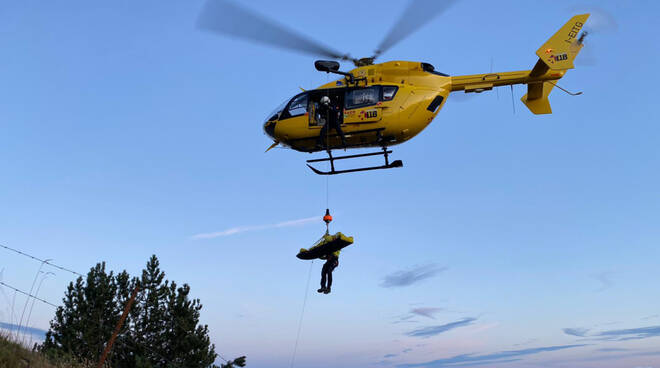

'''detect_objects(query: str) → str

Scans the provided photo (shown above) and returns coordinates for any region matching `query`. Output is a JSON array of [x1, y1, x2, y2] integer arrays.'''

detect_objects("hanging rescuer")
[[297, 209, 354, 294]]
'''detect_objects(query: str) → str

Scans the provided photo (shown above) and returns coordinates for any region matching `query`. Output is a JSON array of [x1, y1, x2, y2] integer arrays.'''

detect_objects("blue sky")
[[1, 1, 659, 367]]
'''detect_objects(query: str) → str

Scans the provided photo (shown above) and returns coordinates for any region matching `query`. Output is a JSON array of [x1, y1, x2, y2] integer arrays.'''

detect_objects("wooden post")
[[97, 285, 139, 368]]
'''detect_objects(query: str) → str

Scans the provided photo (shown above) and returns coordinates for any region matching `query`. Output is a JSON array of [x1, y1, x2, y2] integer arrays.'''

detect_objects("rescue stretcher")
[[296, 232, 354, 260]]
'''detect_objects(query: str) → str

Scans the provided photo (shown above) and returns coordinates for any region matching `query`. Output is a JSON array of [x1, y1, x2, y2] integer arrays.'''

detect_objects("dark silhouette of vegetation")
[[1, 332, 80, 368], [221, 356, 246, 368], [39, 255, 244, 367]]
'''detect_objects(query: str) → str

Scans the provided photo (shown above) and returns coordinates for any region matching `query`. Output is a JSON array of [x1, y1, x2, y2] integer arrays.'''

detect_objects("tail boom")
[[449, 14, 589, 114], [449, 69, 564, 93]]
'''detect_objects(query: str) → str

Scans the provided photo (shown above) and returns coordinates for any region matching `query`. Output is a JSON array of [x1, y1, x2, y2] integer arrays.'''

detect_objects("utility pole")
[[96, 285, 139, 368]]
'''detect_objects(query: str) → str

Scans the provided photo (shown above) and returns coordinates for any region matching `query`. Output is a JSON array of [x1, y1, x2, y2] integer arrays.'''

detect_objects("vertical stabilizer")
[[521, 82, 555, 115], [535, 14, 590, 70]]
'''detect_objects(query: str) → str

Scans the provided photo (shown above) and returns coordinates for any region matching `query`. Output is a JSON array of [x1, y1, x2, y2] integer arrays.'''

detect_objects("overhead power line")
[[0, 243, 82, 276], [0, 281, 58, 308]]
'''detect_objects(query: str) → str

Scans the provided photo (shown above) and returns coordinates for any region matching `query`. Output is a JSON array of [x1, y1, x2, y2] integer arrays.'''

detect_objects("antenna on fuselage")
[[510, 85, 516, 115]]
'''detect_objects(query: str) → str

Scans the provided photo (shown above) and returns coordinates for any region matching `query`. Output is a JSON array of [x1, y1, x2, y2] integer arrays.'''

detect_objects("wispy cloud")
[[191, 216, 318, 239], [563, 323, 660, 342], [642, 314, 659, 321], [469, 322, 499, 334], [406, 317, 476, 338], [595, 321, 620, 327], [393, 314, 419, 325], [595, 347, 629, 352], [394, 306, 447, 324], [548, 350, 660, 365], [597, 325, 660, 341], [381, 264, 448, 288], [592, 271, 615, 292], [384, 354, 398, 358], [512, 338, 538, 347], [397, 344, 587, 367], [563, 327, 590, 337], [411, 307, 444, 320]]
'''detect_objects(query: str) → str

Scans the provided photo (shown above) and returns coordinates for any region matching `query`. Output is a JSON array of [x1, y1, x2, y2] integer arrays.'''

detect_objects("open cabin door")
[[307, 89, 345, 128]]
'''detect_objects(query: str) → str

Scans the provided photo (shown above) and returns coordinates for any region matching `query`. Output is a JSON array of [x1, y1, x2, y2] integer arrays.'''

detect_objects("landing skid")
[[306, 147, 403, 175]]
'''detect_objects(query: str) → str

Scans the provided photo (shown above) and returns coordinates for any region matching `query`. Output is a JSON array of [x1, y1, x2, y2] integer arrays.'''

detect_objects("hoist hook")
[[323, 209, 332, 234]]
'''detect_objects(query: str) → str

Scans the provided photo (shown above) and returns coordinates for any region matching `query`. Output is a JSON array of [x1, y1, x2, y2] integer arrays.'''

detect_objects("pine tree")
[[133, 255, 169, 366], [112, 270, 142, 366], [42, 262, 120, 363], [40, 255, 237, 368], [162, 281, 217, 367], [221, 356, 247, 368]]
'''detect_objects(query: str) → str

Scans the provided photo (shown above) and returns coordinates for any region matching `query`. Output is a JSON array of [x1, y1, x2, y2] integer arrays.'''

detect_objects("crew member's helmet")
[[320, 96, 330, 105]]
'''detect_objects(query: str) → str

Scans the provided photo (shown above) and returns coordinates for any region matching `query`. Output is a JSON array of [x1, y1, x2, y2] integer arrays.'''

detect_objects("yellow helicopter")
[[198, 1, 589, 175]]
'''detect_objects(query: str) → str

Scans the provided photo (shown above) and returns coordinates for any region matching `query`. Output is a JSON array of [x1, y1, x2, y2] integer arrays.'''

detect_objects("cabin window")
[[382, 86, 398, 101], [287, 93, 308, 117], [345, 86, 379, 109], [427, 95, 444, 112]]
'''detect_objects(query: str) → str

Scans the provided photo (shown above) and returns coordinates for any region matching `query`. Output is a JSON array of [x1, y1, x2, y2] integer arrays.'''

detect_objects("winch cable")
[[323, 83, 331, 216], [290, 81, 335, 367], [290, 259, 314, 368]]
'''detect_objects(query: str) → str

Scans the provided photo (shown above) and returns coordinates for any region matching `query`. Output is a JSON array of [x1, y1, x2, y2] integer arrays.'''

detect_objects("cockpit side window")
[[279, 92, 308, 120], [287, 93, 308, 117], [345, 86, 380, 110], [381, 86, 398, 101]]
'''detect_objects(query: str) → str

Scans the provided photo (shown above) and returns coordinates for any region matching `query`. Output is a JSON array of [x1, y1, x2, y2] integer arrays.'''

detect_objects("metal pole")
[[96, 285, 139, 368]]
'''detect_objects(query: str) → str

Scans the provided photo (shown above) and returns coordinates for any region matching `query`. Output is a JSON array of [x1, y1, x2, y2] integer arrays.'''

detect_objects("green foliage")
[[39, 255, 241, 368], [0, 333, 84, 368], [0, 333, 30, 368], [221, 356, 247, 368], [41, 262, 124, 363]]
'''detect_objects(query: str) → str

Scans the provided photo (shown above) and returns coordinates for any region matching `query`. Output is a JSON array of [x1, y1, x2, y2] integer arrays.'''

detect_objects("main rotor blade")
[[374, 0, 457, 58], [197, 0, 352, 61]]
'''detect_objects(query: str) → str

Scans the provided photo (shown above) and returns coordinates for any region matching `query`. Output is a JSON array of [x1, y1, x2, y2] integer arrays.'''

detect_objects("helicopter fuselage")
[[200, 0, 588, 173], [263, 58, 567, 153], [263, 61, 452, 153]]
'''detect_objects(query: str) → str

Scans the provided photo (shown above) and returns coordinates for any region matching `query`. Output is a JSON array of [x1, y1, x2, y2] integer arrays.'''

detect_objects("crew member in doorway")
[[317, 95, 346, 149]]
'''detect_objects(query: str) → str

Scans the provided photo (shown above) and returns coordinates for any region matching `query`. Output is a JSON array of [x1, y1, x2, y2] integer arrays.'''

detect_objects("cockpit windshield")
[[265, 99, 288, 123]]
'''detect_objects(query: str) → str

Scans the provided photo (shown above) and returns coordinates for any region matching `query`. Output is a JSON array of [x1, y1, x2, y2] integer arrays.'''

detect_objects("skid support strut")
[[306, 147, 403, 175]]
